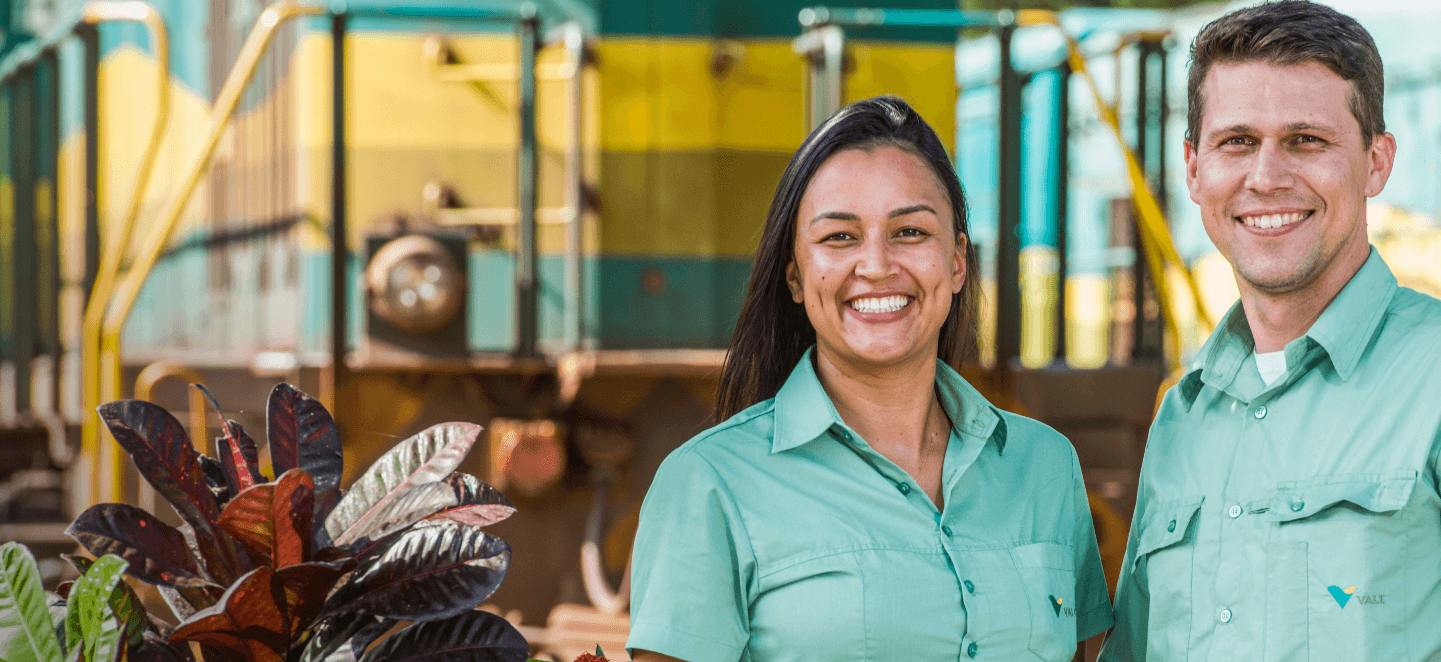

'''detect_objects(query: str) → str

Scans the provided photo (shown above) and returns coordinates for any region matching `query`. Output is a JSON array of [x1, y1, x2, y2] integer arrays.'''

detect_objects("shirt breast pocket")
[[1012, 542, 1077, 662], [1133, 496, 1203, 661], [1264, 470, 1416, 662]]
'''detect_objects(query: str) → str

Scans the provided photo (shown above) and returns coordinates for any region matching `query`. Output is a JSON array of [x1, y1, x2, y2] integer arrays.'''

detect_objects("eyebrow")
[[807, 204, 939, 225], [1206, 122, 1338, 142]]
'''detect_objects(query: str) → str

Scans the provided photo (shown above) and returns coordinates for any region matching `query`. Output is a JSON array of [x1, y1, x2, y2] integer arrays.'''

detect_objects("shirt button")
[[1254, 405, 1267, 419], [964, 579, 975, 594], [1291, 501, 1305, 512], [1220, 608, 1233, 623], [1228, 505, 1243, 518], [941, 525, 953, 537], [1166, 519, 1176, 532], [897, 483, 912, 495], [967, 642, 978, 657]]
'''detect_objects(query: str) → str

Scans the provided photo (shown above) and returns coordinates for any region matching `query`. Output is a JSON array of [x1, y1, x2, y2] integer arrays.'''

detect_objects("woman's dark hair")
[[713, 96, 980, 422]]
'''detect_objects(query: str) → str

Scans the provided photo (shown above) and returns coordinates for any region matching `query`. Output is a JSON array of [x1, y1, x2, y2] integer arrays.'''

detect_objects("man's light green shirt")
[[1101, 249, 1441, 661], [627, 348, 1112, 662]]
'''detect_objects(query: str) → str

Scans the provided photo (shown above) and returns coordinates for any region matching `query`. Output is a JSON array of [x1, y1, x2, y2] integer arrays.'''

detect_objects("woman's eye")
[[822, 232, 855, 242], [896, 227, 929, 238]]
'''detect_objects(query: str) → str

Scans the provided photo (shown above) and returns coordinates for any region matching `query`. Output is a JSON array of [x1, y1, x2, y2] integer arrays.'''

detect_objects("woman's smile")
[[787, 145, 966, 370]]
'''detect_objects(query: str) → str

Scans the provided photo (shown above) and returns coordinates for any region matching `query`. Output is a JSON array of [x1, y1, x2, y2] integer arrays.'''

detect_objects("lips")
[[1238, 211, 1311, 229], [848, 294, 912, 314]]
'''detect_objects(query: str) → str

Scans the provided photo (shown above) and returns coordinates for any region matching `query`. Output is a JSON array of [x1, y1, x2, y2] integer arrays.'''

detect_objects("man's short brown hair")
[[1187, 0, 1385, 147]]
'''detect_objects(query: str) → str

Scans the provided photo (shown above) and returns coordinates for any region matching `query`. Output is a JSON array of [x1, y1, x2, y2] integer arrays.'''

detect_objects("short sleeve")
[[626, 448, 755, 662], [1071, 451, 1115, 641]]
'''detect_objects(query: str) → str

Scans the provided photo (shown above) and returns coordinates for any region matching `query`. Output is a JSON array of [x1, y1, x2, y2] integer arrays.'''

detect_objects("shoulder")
[[655, 398, 778, 481], [1383, 286, 1441, 364], [996, 410, 1080, 474]]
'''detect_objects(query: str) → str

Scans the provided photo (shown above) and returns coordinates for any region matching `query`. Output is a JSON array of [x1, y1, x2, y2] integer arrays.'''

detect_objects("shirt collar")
[[1178, 247, 1397, 406], [771, 347, 1008, 455]]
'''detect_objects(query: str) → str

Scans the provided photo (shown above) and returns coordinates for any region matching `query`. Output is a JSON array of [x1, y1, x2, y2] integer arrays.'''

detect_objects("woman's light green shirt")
[[626, 349, 1112, 662]]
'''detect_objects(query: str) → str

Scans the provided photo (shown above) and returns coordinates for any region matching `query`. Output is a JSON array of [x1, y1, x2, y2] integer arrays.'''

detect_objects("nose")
[[853, 234, 896, 280], [1245, 142, 1294, 194]]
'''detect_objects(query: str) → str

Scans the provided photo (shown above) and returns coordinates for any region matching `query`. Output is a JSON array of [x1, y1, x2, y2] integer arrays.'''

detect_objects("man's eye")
[[1220, 136, 1252, 147]]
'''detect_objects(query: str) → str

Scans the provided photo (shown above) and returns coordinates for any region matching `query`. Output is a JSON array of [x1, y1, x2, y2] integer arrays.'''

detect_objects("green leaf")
[[0, 541, 65, 662], [65, 553, 130, 662]]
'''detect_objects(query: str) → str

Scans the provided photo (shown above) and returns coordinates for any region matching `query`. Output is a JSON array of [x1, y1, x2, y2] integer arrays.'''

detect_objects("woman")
[[626, 97, 1111, 662]]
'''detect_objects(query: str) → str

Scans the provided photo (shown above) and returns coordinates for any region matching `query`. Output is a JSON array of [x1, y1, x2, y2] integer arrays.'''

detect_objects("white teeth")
[[1241, 212, 1308, 229], [849, 295, 911, 314]]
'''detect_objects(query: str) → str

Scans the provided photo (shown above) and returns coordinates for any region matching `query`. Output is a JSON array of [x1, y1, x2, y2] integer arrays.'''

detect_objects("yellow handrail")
[[1018, 10, 1215, 372], [93, 0, 325, 503], [76, 1, 170, 509]]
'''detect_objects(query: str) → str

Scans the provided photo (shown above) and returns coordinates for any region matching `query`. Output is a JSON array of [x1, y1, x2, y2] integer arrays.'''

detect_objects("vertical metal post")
[[995, 22, 1022, 368], [39, 52, 60, 361], [81, 27, 100, 300], [12, 66, 37, 416], [562, 23, 585, 352], [1132, 41, 1163, 362], [329, 12, 349, 414], [1130, 43, 1149, 361], [515, 6, 539, 357], [1052, 62, 1070, 365]]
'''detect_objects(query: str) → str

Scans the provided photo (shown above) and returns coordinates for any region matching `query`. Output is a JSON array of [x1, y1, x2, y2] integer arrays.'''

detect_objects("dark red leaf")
[[317, 520, 510, 623], [55, 581, 74, 599], [274, 561, 352, 636], [66, 503, 212, 588], [198, 455, 230, 508], [266, 384, 343, 521], [193, 384, 262, 498], [217, 419, 265, 495], [97, 400, 242, 584], [132, 631, 195, 662], [325, 423, 482, 548], [170, 567, 288, 662], [217, 469, 315, 569], [354, 610, 529, 662], [300, 613, 396, 662], [423, 473, 516, 528]]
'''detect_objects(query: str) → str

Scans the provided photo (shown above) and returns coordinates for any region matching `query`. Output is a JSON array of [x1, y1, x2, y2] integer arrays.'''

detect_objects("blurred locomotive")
[[2, 0, 1438, 658]]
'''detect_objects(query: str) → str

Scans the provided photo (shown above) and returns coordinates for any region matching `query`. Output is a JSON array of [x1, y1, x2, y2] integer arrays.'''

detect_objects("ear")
[[785, 259, 803, 303], [1364, 132, 1397, 198], [951, 233, 968, 293], [1184, 140, 1202, 204]]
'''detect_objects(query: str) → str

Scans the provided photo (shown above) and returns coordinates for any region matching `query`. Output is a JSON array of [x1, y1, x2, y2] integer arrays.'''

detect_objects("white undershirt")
[[1255, 350, 1288, 387]]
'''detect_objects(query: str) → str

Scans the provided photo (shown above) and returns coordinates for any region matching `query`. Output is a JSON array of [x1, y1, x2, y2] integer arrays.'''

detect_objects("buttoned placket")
[[832, 422, 990, 660]]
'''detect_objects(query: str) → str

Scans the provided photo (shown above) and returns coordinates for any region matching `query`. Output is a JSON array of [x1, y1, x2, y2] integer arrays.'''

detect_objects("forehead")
[[1198, 60, 1358, 134], [802, 145, 950, 209]]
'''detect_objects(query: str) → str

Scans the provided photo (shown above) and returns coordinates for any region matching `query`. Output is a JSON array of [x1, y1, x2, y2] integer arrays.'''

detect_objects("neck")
[[1239, 245, 1368, 354], [813, 347, 944, 456]]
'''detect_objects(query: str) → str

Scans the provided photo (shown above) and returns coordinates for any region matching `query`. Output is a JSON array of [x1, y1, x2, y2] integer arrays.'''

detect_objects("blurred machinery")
[[13, 1, 1434, 659]]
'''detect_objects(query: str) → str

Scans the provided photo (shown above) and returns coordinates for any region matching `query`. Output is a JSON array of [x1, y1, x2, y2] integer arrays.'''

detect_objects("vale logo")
[[1047, 595, 1074, 617], [1328, 584, 1386, 608]]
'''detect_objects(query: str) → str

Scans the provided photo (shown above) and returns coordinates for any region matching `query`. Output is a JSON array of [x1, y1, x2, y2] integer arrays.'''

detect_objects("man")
[[1100, 1, 1441, 660]]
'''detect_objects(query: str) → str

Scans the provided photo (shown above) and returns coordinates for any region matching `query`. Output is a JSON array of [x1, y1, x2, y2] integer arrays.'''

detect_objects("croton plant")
[[1, 383, 531, 661]]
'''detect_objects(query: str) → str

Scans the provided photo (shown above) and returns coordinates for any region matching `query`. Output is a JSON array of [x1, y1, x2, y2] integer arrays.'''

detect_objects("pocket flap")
[[1136, 496, 1204, 557], [1266, 470, 1416, 522]]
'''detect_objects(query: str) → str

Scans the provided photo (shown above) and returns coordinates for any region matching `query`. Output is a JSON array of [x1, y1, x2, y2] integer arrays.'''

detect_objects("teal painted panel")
[[595, 255, 750, 349], [468, 250, 515, 352]]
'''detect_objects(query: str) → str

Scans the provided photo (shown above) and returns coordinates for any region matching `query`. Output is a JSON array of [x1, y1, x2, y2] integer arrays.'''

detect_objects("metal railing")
[[88, 0, 546, 503]]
